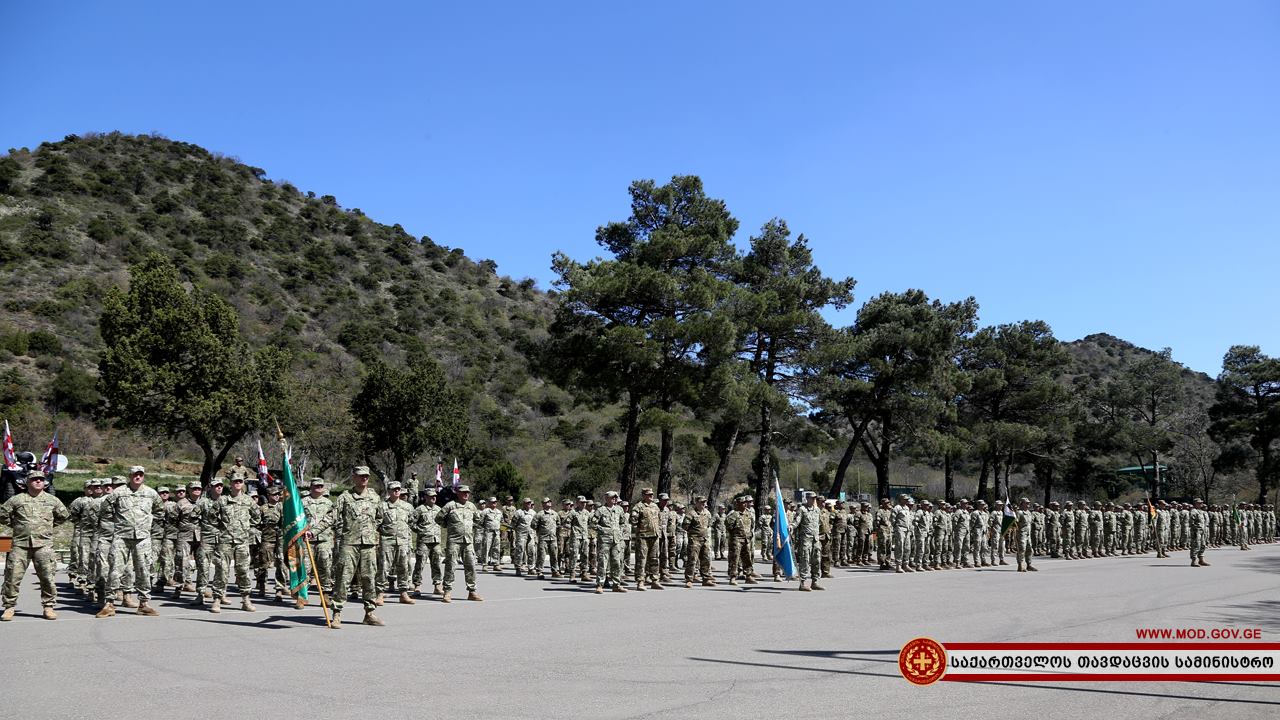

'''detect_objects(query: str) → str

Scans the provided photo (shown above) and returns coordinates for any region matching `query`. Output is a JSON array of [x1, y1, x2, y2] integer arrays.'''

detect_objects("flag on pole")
[[2, 420, 17, 470], [38, 430, 59, 478], [277, 433, 309, 600], [1147, 496, 1157, 520], [452, 458, 460, 490], [772, 477, 796, 579], [256, 438, 274, 488], [1000, 494, 1017, 537], [435, 461, 443, 491]]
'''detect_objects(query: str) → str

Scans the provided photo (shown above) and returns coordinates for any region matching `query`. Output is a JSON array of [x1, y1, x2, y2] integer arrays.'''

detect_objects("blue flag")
[[773, 478, 796, 578]]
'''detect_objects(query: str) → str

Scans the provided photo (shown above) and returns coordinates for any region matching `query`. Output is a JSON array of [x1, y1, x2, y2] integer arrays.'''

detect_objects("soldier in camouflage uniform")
[[681, 496, 715, 587], [254, 486, 287, 601], [1060, 501, 1075, 559], [0, 471, 68, 621], [631, 488, 663, 590], [656, 493, 674, 581], [96, 467, 164, 617], [410, 487, 443, 595], [302, 479, 335, 595], [556, 500, 573, 575], [150, 486, 173, 590], [593, 490, 628, 593], [875, 498, 893, 570], [532, 497, 560, 579], [191, 478, 225, 605], [66, 479, 94, 592], [209, 473, 261, 613], [1014, 497, 1037, 572], [377, 482, 415, 604], [1189, 498, 1210, 567], [479, 497, 503, 571], [404, 472, 421, 508], [172, 482, 200, 599], [569, 496, 592, 581], [794, 492, 824, 591], [437, 484, 482, 602], [712, 505, 727, 560], [315, 466, 385, 627], [510, 497, 536, 575], [501, 495, 517, 568], [724, 496, 749, 585], [619, 501, 633, 576]]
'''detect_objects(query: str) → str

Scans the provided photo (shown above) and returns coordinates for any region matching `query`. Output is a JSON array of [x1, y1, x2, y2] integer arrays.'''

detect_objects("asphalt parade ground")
[[3, 544, 1278, 720]]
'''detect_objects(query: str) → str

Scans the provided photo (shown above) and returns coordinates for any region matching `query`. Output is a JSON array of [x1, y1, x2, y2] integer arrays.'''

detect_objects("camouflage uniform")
[[437, 491, 480, 598], [479, 502, 503, 569], [630, 493, 662, 588], [410, 494, 443, 592], [570, 501, 592, 580], [532, 502, 560, 578], [681, 501, 714, 585], [511, 501, 536, 574], [213, 488, 261, 607], [104, 479, 164, 605], [318, 482, 384, 618], [593, 495, 627, 591], [378, 492, 415, 597], [0, 481, 68, 617], [301, 487, 335, 592], [794, 498, 823, 588]]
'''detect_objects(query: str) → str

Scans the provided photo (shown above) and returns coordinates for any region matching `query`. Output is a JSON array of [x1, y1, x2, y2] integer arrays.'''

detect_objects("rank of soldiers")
[[2, 463, 1276, 627]]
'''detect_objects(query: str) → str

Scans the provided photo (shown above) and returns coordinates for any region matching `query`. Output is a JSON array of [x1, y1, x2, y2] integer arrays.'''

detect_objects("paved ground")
[[3, 544, 1278, 720]]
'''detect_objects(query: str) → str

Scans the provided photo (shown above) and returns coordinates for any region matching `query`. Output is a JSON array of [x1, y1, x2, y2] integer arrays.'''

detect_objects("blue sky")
[[3, 1, 1276, 375]]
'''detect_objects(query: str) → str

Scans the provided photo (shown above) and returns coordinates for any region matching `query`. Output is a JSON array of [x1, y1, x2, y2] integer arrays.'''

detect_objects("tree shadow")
[[1199, 599, 1280, 634]]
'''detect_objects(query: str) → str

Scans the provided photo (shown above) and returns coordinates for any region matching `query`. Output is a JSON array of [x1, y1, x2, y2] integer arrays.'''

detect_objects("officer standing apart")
[[794, 491, 824, 591], [315, 466, 385, 628], [593, 490, 627, 593], [0, 471, 69, 620], [97, 466, 163, 618]]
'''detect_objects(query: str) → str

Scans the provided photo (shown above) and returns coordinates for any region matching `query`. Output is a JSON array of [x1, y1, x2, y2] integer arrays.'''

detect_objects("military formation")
[[2, 463, 1278, 625]]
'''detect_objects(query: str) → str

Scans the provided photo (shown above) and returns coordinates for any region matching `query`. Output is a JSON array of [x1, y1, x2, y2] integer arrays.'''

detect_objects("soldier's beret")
[[157, 486, 170, 493], [456, 484, 470, 492], [129, 465, 146, 475], [353, 465, 371, 476]]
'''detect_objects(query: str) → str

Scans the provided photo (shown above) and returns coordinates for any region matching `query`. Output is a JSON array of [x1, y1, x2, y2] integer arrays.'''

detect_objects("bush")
[[26, 329, 62, 356], [0, 325, 27, 355]]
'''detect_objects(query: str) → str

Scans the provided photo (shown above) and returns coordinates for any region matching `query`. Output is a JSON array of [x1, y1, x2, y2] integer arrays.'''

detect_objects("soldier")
[[404, 472, 421, 508], [931, 501, 949, 569], [66, 479, 94, 593], [741, 495, 758, 578], [619, 501, 633, 576], [256, 485, 286, 601], [793, 492, 824, 591], [656, 493, 673, 581], [593, 490, 628, 593], [712, 504, 727, 560], [630, 488, 663, 590], [209, 473, 261, 613], [96, 467, 164, 618], [302, 479, 335, 596], [556, 499, 573, 576], [511, 497, 536, 575], [681, 496, 714, 588], [1116, 503, 1132, 555], [875, 498, 893, 570], [410, 488, 443, 595], [172, 482, 200, 600], [532, 497, 560, 579], [1189, 498, 1210, 567], [952, 499, 971, 568], [586, 498, 599, 572], [437, 484, 482, 603], [192, 478, 225, 606], [569, 495, 592, 582], [316, 466, 385, 628], [226, 456, 255, 490], [1014, 497, 1037, 572], [891, 495, 913, 573], [1060, 501, 1075, 559], [377, 482, 415, 604], [151, 486, 173, 591], [479, 497, 503, 571], [724, 496, 748, 585], [501, 495, 517, 568], [674, 502, 689, 568], [856, 501, 874, 565], [0, 470, 68, 620], [910, 499, 929, 571]]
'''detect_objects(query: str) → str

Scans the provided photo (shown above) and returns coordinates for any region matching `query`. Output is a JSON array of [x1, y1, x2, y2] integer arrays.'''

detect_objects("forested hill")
[[0, 132, 566, 485], [1063, 333, 1216, 407]]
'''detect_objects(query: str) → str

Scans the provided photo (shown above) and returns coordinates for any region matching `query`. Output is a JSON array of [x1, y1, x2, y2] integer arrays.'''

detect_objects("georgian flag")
[[256, 438, 274, 486], [3, 420, 18, 470], [452, 458, 460, 490], [39, 430, 59, 477]]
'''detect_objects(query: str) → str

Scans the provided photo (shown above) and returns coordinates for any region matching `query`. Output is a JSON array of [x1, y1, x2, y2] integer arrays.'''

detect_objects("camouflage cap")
[[187, 481, 201, 490], [694, 495, 706, 503], [456, 484, 471, 493], [605, 491, 618, 498], [353, 465, 371, 476], [641, 488, 653, 495], [210, 477, 224, 486], [621, 500, 630, 506], [387, 481, 402, 491], [129, 465, 146, 475], [84, 478, 94, 488], [157, 486, 170, 493], [562, 499, 572, 505], [310, 478, 326, 486], [27, 470, 46, 481], [425, 487, 437, 496], [505, 495, 514, 501], [576, 495, 587, 502], [657, 492, 669, 500], [111, 475, 126, 485], [488, 497, 498, 503], [522, 497, 533, 504], [542, 497, 551, 503]]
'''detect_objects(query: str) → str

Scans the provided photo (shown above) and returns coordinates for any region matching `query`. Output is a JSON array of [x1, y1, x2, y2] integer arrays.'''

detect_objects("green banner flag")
[[280, 444, 309, 600]]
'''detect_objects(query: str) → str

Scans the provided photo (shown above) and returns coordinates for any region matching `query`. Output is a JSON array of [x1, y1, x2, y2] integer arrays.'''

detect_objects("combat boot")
[[1017, 562, 1026, 572], [399, 591, 415, 604], [362, 612, 384, 626], [1027, 564, 1038, 572], [683, 581, 693, 588], [595, 585, 604, 594], [183, 582, 195, 592], [172, 585, 183, 600], [330, 612, 342, 629], [1199, 558, 1210, 566], [635, 582, 646, 591], [210, 598, 222, 613], [373, 593, 384, 606], [294, 595, 307, 609], [433, 583, 442, 595], [122, 594, 139, 609], [612, 584, 627, 593], [42, 607, 57, 620], [773, 573, 782, 582], [811, 582, 825, 591], [1, 607, 14, 621], [744, 576, 758, 585], [650, 581, 664, 590], [137, 602, 159, 616], [702, 579, 715, 587], [95, 603, 115, 618], [729, 578, 739, 586], [441, 590, 452, 603], [798, 581, 810, 592], [275, 587, 284, 602], [242, 597, 257, 612], [467, 591, 483, 601]]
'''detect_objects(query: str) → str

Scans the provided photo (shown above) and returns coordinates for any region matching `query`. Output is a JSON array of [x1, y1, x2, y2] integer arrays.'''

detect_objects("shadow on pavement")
[[1200, 598, 1280, 634], [965, 680, 1280, 706], [688, 656, 899, 679], [179, 613, 328, 629]]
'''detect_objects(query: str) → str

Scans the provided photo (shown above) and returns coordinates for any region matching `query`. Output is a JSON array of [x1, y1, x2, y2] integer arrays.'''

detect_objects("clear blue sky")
[[3, 1, 1277, 375]]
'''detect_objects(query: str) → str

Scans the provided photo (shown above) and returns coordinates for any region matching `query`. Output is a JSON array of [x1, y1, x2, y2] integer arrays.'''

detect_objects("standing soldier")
[[681, 496, 715, 588], [151, 486, 173, 591], [673, 503, 688, 569], [630, 488, 663, 590], [0, 471, 69, 621], [794, 491, 824, 591], [1015, 497, 1037, 572], [569, 496, 592, 582], [479, 497, 503, 572], [404, 472, 421, 508], [301, 479, 335, 597], [593, 490, 628, 593], [656, 493, 674, 581], [210, 474, 261, 614], [619, 501, 633, 577], [741, 496, 758, 580], [875, 498, 894, 570], [892, 495, 914, 573], [556, 500, 573, 576], [97, 467, 163, 618], [437, 484, 482, 603], [172, 482, 200, 599], [713, 505, 727, 560], [952, 499, 971, 568], [256, 486, 285, 601], [315, 466, 385, 628], [759, 505, 775, 564], [830, 501, 847, 567], [378, 482, 416, 605], [532, 498, 561, 579], [969, 500, 990, 567], [1189, 498, 1210, 567], [855, 501, 873, 565], [510, 497, 536, 575], [501, 495, 517, 568], [819, 499, 835, 577], [192, 479, 224, 605], [1060, 501, 1076, 559], [724, 496, 747, 585], [410, 488, 443, 595], [66, 479, 94, 594]]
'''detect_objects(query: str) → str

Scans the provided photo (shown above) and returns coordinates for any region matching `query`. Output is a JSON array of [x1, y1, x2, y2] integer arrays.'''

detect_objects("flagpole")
[[302, 538, 332, 629]]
